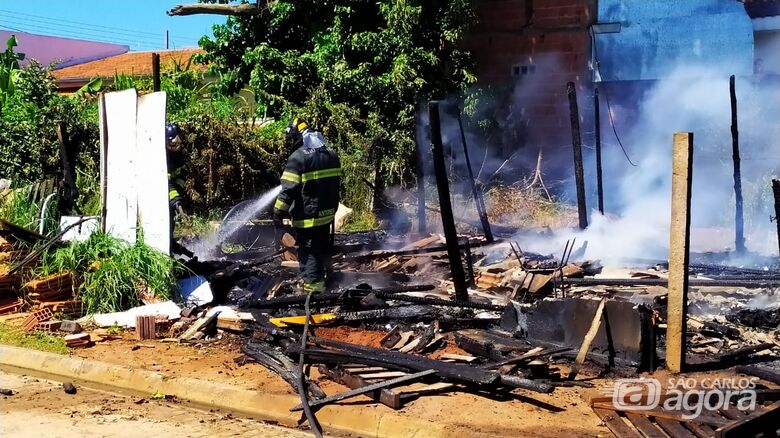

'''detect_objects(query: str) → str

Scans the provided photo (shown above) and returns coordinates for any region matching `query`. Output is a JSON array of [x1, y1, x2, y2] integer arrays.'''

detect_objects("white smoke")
[[514, 64, 780, 263]]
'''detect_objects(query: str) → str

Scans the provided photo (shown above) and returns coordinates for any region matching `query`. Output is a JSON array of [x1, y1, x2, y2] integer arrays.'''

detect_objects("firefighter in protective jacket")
[[273, 117, 341, 293]]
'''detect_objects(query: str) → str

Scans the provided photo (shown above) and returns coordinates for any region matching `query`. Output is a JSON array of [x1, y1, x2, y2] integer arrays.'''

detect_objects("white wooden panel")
[[135, 92, 170, 254], [102, 89, 138, 244]]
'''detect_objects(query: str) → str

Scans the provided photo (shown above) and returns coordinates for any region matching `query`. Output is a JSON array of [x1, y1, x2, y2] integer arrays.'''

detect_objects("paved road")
[[0, 371, 314, 438]]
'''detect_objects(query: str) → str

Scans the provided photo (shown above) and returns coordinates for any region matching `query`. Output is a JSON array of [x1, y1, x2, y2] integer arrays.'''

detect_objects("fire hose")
[[297, 291, 323, 437]]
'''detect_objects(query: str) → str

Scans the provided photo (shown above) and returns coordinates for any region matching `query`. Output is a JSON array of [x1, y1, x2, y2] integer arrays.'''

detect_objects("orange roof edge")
[[53, 48, 208, 80]]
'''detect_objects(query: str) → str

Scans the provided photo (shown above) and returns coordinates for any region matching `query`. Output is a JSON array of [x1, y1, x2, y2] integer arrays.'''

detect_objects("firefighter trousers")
[[296, 224, 333, 293]]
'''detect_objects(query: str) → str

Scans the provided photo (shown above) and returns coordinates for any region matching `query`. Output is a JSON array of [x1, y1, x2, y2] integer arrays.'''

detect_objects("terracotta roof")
[[53, 48, 207, 79]]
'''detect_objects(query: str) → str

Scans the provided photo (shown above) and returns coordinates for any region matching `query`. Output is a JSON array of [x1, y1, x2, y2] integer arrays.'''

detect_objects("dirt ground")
[[72, 330, 610, 437], [0, 370, 312, 438], [9, 323, 776, 437]]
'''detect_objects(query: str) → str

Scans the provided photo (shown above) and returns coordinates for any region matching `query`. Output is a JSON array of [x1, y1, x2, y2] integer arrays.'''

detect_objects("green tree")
[[196, 0, 476, 196]]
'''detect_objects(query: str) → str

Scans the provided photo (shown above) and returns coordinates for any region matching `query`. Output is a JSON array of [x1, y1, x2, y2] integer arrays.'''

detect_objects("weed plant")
[[39, 232, 180, 314]]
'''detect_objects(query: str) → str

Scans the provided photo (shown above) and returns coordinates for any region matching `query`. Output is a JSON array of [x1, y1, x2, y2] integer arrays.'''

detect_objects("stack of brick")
[[24, 271, 83, 317], [0, 239, 22, 314]]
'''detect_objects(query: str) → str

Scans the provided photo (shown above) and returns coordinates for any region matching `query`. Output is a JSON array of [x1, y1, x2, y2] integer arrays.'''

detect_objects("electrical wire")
[[589, 27, 639, 167], [0, 9, 202, 41], [0, 20, 161, 50]]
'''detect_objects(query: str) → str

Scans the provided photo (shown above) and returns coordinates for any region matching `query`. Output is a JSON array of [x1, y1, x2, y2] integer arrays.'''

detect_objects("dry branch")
[[167, 2, 265, 17]]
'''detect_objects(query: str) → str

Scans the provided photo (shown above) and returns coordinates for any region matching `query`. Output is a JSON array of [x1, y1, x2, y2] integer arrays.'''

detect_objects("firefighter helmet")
[[285, 117, 308, 145]]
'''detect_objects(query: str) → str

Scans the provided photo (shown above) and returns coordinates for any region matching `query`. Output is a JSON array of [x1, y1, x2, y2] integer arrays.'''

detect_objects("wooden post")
[[56, 122, 78, 214], [730, 75, 745, 254], [772, 180, 780, 257], [429, 101, 468, 301], [415, 104, 427, 234], [567, 82, 588, 229], [667, 132, 694, 373], [152, 53, 161, 92], [455, 106, 493, 242], [594, 87, 604, 215]]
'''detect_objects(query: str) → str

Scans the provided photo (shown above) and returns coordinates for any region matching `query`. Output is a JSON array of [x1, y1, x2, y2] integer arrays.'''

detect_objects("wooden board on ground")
[[593, 400, 780, 438], [135, 92, 170, 254], [319, 365, 439, 410]]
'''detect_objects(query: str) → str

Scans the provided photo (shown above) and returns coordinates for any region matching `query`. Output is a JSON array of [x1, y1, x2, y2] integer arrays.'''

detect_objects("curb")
[[0, 345, 461, 438]]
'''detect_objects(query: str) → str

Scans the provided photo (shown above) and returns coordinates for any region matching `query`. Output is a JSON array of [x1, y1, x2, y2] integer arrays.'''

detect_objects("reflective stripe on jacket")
[[274, 141, 341, 228]]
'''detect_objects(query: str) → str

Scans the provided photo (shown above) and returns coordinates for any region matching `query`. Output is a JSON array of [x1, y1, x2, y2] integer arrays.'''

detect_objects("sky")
[[0, 0, 227, 51]]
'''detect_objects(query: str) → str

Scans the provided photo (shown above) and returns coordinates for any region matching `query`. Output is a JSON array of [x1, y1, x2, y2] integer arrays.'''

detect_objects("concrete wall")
[[595, 0, 754, 81], [0, 30, 128, 68]]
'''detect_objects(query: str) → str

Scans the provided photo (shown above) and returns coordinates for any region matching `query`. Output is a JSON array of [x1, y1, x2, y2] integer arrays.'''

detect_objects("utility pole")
[[152, 53, 161, 92]]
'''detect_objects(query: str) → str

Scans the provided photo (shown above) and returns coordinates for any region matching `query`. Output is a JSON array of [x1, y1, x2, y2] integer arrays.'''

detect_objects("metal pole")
[[455, 106, 493, 242], [667, 132, 693, 373], [429, 101, 468, 301], [152, 53, 161, 92], [594, 87, 604, 215], [730, 75, 745, 254], [567, 82, 588, 229]]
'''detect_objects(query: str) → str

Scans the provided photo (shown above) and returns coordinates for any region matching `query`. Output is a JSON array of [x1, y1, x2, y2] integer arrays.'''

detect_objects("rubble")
[[3, 210, 780, 436]]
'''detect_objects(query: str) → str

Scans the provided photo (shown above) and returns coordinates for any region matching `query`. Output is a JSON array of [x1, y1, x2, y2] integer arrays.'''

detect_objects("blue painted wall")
[[595, 0, 754, 81]]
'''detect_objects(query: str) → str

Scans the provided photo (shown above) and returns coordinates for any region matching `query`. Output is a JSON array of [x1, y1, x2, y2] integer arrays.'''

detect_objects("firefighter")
[[273, 117, 341, 293], [165, 123, 192, 257]]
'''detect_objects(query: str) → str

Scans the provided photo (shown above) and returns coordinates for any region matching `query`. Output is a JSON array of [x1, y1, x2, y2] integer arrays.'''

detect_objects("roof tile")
[[53, 48, 207, 79]]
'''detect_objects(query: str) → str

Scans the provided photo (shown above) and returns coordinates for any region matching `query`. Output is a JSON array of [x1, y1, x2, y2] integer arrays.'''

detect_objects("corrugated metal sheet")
[[595, 0, 754, 81]]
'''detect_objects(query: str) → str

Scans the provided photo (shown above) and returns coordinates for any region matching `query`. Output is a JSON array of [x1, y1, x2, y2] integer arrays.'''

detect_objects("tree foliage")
[[197, 0, 477, 187]]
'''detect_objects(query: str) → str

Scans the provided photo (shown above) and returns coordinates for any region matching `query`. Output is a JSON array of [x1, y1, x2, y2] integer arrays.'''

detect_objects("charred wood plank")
[[624, 413, 665, 438], [248, 284, 435, 309], [736, 365, 780, 385], [290, 369, 436, 411], [563, 277, 780, 288], [729, 75, 745, 254], [344, 239, 502, 261], [242, 342, 326, 400], [714, 401, 780, 438], [719, 343, 775, 362], [498, 375, 554, 393], [372, 291, 505, 311], [298, 337, 499, 386], [594, 87, 604, 215], [773, 180, 780, 258], [592, 408, 642, 438], [656, 417, 697, 438], [455, 105, 493, 242], [567, 81, 587, 229], [319, 365, 402, 409], [482, 346, 572, 369], [569, 298, 606, 380], [429, 101, 468, 300]]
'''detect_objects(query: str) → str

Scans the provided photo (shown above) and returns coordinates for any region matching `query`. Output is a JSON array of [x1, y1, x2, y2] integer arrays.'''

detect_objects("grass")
[[340, 210, 378, 232], [0, 323, 70, 354], [484, 182, 577, 229], [174, 212, 218, 238], [0, 187, 42, 231], [39, 232, 181, 314]]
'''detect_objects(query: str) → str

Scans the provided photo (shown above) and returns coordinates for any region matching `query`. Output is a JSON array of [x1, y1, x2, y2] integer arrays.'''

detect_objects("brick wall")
[[465, 0, 595, 161]]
